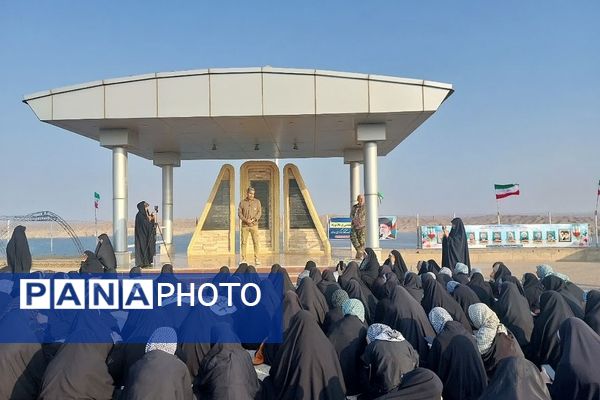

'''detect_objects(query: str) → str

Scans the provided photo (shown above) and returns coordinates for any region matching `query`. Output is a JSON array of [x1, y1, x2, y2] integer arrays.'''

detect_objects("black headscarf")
[[522, 272, 543, 312], [338, 261, 361, 289], [0, 310, 47, 400], [124, 345, 193, 400], [178, 305, 228, 378], [494, 282, 534, 349], [94, 233, 117, 273], [541, 275, 585, 318], [504, 275, 526, 296], [584, 289, 600, 335], [345, 278, 377, 325], [317, 269, 342, 308], [134, 201, 156, 267], [6, 225, 32, 273], [467, 271, 495, 306], [389, 250, 408, 281], [491, 261, 512, 295], [263, 290, 303, 366], [428, 320, 487, 400], [529, 291, 575, 368], [427, 259, 441, 273], [326, 314, 367, 396], [373, 368, 444, 400], [40, 337, 114, 399], [550, 317, 600, 400], [295, 277, 328, 326], [450, 284, 481, 327], [441, 217, 470, 271], [374, 285, 435, 367], [79, 250, 105, 273], [268, 264, 294, 293], [371, 265, 397, 300], [402, 272, 423, 303], [421, 278, 471, 331], [361, 333, 419, 399], [308, 266, 323, 286], [479, 356, 551, 400], [260, 310, 346, 399], [195, 324, 260, 400], [359, 247, 380, 289], [436, 272, 452, 287], [479, 329, 524, 379], [417, 260, 432, 275]]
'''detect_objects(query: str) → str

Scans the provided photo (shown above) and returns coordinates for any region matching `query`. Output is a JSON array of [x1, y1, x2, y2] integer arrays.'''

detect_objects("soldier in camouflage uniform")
[[350, 194, 366, 259]]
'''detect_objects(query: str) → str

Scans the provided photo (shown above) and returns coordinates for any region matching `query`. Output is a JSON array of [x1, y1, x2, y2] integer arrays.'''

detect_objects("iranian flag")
[[94, 192, 100, 209], [495, 183, 520, 200], [597, 180, 600, 196]]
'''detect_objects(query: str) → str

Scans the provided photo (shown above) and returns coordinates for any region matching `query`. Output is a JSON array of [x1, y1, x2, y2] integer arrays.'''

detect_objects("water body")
[[5, 231, 419, 258]]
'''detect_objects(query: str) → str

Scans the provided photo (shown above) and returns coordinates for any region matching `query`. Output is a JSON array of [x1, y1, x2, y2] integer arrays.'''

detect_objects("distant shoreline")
[[5, 214, 596, 239]]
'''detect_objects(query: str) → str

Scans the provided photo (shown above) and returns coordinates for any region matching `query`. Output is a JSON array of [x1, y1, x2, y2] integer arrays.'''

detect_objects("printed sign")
[[419, 223, 590, 249], [328, 216, 398, 240]]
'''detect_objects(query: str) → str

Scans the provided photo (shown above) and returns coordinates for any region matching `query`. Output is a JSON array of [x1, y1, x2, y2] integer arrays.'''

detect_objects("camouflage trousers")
[[350, 228, 366, 257]]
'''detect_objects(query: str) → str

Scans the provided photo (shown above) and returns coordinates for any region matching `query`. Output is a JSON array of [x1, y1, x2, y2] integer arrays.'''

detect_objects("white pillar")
[[356, 124, 386, 251], [363, 141, 379, 249], [350, 161, 361, 212], [162, 165, 173, 245], [100, 128, 137, 269], [112, 146, 129, 268], [153, 152, 180, 258]]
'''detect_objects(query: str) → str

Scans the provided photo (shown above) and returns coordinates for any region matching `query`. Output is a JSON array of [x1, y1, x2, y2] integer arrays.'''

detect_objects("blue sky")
[[1, 1, 599, 221]]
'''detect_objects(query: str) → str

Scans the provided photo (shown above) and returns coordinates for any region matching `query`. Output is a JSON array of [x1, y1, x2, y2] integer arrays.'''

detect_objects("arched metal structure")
[[0, 211, 85, 255]]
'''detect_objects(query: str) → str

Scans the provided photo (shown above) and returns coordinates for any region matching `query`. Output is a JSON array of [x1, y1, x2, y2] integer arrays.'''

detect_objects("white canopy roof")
[[24, 67, 453, 160]]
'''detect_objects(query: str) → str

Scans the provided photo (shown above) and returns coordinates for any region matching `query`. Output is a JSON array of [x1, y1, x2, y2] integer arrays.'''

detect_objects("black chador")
[[134, 201, 156, 267]]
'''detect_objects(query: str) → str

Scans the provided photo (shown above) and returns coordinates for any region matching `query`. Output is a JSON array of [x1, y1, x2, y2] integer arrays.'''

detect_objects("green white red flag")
[[495, 183, 519, 200]]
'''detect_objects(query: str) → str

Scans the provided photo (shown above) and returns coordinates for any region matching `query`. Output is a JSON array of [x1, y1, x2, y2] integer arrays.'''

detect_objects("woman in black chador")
[[441, 217, 471, 271], [95, 233, 117, 273], [6, 225, 32, 273], [134, 201, 156, 267], [260, 310, 346, 399]]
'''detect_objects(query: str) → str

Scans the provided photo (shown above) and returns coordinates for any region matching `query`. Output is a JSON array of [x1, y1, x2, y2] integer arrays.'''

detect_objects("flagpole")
[[595, 193, 599, 247], [496, 197, 501, 225], [94, 205, 98, 238]]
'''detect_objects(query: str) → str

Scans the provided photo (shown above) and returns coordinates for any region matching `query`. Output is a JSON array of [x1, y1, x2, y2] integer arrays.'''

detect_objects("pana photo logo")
[[20, 277, 261, 310]]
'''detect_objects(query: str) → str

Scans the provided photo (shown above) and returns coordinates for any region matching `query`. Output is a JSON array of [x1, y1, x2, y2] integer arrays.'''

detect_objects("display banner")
[[328, 217, 352, 239], [0, 273, 283, 344], [328, 216, 398, 240], [419, 223, 590, 249]]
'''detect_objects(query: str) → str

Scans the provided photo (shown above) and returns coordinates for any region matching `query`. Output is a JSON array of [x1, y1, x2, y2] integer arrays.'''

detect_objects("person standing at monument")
[[238, 187, 262, 265], [350, 194, 366, 259], [134, 201, 157, 268]]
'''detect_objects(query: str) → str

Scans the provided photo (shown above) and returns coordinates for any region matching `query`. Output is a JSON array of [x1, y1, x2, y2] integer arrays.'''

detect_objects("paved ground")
[[471, 261, 600, 290]]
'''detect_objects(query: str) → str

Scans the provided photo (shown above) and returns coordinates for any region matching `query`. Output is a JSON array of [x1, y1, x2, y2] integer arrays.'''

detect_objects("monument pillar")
[[154, 152, 180, 257], [100, 129, 137, 269], [344, 149, 364, 212], [356, 124, 386, 250]]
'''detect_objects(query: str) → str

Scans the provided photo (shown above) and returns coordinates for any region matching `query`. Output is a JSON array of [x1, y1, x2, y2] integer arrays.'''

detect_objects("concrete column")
[[363, 141, 379, 249], [100, 128, 138, 269], [343, 149, 364, 214], [112, 146, 129, 268], [153, 152, 180, 259], [350, 162, 361, 212], [356, 124, 386, 251], [161, 165, 173, 245]]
